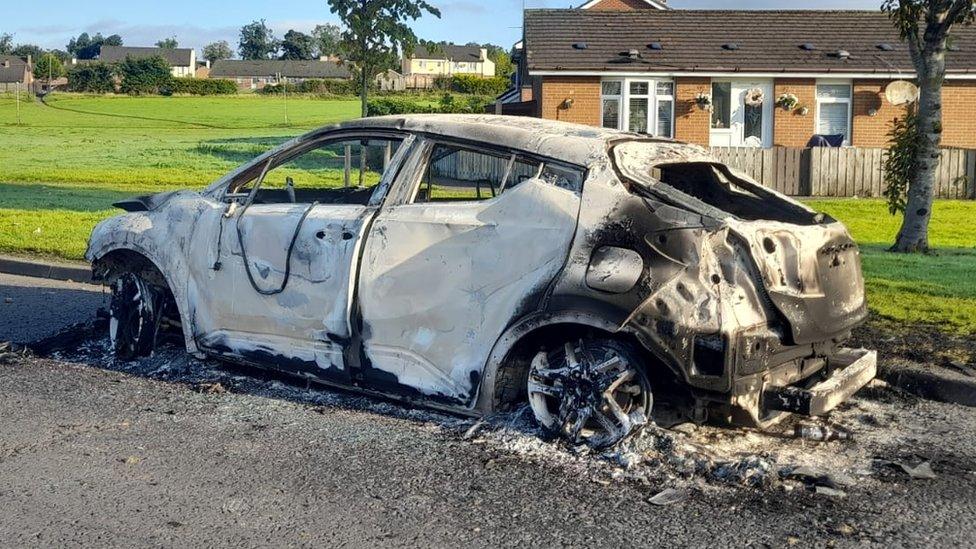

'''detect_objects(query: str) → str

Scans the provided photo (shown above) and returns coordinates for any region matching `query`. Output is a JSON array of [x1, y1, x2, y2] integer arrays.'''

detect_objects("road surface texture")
[[1, 276, 975, 547], [0, 273, 106, 343]]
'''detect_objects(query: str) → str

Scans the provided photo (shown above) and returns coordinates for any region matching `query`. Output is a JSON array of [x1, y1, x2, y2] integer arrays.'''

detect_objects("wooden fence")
[[711, 146, 976, 199]]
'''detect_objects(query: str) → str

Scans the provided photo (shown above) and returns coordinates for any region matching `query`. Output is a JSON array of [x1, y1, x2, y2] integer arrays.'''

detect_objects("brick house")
[[517, 7, 976, 149], [0, 55, 33, 92]]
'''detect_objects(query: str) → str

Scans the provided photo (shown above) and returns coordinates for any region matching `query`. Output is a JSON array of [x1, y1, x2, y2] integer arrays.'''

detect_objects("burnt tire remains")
[[110, 272, 163, 360], [528, 339, 652, 449]]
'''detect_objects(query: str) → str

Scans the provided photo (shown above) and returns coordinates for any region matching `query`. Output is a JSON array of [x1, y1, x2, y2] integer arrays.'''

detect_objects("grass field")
[[1, 93, 974, 333]]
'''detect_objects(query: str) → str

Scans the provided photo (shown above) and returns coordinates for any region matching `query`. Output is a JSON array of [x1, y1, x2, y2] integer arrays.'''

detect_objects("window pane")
[[416, 145, 541, 203], [629, 97, 649, 133], [602, 98, 620, 129], [711, 82, 731, 129], [656, 81, 674, 97], [817, 84, 851, 99], [240, 138, 402, 205], [818, 103, 849, 138], [630, 81, 650, 95], [602, 81, 621, 96], [657, 100, 673, 138], [744, 104, 763, 142]]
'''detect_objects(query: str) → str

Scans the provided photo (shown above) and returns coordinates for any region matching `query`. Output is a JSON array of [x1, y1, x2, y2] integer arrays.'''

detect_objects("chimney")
[[479, 48, 487, 61]]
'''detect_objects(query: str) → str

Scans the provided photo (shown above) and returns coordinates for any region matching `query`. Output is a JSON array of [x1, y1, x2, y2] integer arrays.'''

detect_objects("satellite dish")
[[886, 80, 919, 105]]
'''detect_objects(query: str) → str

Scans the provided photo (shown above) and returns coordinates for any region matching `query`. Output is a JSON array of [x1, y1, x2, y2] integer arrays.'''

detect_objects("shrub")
[[261, 79, 360, 96], [67, 62, 116, 93], [367, 93, 491, 116], [118, 56, 173, 95], [450, 74, 510, 96], [171, 78, 237, 95]]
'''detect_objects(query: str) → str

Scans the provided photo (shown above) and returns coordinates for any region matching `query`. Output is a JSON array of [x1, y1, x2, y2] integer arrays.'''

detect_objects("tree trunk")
[[361, 67, 369, 118], [891, 36, 946, 253]]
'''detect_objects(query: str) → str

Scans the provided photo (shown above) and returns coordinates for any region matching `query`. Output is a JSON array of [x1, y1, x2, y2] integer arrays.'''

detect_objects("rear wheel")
[[109, 271, 163, 360], [527, 339, 653, 449]]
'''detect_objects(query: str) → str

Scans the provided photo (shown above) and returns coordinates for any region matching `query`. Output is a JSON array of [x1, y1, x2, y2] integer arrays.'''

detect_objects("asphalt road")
[[1, 274, 975, 547], [0, 273, 106, 343]]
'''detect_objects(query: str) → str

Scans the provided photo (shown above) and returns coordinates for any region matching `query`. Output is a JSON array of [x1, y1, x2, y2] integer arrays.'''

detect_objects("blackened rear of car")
[[608, 140, 876, 426]]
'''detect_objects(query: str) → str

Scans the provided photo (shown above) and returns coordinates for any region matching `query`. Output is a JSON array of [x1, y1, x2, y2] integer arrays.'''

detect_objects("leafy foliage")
[[203, 41, 234, 63], [449, 74, 510, 96], [117, 56, 174, 95], [0, 33, 12, 54], [66, 63, 116, 93], [326, 0, 442, 116], [155, 37, 179, 49], [239, 20, 279, 60], [312, 24, 342, 58], [883, 108, 922, 215], [280, 30, 316, 60], [35, 53, 65, 80], [171, 78, 237, 95], [66, 32, 123, 60], [260, 78, 358, 96], [366, 93, 489, 115], [12, 43, 43, 60]]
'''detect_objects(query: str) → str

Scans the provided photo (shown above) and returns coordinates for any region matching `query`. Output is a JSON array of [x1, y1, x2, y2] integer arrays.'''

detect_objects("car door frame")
[[352, 134, 587, 408], [187, 129, 418, 385]]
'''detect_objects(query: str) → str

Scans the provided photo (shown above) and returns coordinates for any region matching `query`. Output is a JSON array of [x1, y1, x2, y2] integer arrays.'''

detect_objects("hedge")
[[367, 93, 492, 116], [67, 63, 116, 93], [260, 79, 359, 96], [171, 78, 237, 95], [450, 74, 510, 96]]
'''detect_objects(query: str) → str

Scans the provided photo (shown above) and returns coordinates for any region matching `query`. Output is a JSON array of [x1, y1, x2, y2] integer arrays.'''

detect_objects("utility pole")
[[15, 81, 21, 125], [277, 72, 288, 126]]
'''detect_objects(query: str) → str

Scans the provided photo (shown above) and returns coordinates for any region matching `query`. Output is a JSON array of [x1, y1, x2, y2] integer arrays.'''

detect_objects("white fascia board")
[[528, 70, 976, 80]]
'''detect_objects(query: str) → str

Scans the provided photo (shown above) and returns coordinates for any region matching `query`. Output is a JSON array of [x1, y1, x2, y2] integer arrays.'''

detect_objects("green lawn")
[[1, 94, 974, 333], [805, 199, 976, 334]]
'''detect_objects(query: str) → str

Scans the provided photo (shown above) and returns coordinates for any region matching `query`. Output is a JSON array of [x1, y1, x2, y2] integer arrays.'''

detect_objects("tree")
[[280, 30, 316, 60], [882, 0, 976, 252], [155, 37, 179, 49], [67, 62, 115, 93], [12, 43, 43, 60], [35, 53, 65, 80], [203, 40, 233, 63], [118, 56, 173, 95], [327, 0, 441, 117], [312, 23, 342, 58], [239, 19, 279, 60], [67, 32, 123, 59], [0, 33, 13, 54]]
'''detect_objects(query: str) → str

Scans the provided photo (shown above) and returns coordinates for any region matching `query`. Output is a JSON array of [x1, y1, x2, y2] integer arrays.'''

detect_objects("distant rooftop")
[[410, 44, 485, 62], [99, 46, 194, 66], [210, 59, 352, 79]]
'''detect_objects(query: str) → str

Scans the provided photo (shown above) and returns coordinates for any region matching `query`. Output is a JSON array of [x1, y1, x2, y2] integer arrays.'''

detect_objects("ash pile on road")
[[40, 333, 948, 501]]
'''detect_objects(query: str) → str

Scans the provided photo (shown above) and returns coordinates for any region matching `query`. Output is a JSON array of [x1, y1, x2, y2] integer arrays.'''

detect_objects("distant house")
[[209, 59, 352, 90], [195, 61, 211, 79], [402, 44, 495, 78], [98, 46, 197, 78], [0, 55, 33, 92]]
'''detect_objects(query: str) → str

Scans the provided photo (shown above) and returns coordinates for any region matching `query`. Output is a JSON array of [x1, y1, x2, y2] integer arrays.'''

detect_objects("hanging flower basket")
[[745, 88, 765, 107], [776, 93, 799, 111], [797, 105, 810, 116], [695, 92, 713, 112]]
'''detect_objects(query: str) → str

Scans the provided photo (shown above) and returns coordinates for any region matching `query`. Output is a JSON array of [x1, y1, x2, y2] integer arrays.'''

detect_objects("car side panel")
[[357, 179, 581, 406]]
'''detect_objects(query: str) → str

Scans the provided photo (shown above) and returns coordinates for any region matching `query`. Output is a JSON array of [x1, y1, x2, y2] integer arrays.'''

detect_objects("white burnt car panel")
[[87, 115, 877, 449]]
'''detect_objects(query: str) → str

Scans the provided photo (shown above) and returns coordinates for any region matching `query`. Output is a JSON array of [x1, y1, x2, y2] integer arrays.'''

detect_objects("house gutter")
[[528, 70, 976, 80]]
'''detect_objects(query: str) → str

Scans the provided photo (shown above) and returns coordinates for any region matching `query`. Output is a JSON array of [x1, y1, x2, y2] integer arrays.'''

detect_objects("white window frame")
[[815, 79, 853, 145], [600, 77, 675, 137]]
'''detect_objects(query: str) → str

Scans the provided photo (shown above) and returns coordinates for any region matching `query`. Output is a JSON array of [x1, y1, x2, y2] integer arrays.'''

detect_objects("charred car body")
[[87, 115, 877, 448]]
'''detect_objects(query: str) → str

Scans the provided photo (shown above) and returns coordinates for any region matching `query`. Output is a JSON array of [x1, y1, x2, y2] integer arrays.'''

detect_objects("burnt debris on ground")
[[12, 322, 963, 505]]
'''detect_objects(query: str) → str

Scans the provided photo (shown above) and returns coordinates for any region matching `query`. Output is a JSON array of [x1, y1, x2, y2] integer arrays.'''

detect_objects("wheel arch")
[[474, 310, 675, 414], [90, 244, 199, 355]]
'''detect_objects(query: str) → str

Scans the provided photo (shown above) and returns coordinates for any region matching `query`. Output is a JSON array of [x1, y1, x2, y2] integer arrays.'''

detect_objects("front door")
[[188, 133, 411, 383], [709, 80, 774, 148], [356, 140, 585, 406]]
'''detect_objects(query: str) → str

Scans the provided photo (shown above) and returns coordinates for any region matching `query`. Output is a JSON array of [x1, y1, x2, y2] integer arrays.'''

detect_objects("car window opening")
[[653, 162, 818, 224], [232, 137, 404, 206]]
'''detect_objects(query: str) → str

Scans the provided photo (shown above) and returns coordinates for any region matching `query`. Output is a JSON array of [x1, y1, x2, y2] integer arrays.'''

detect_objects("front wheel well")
[[92, 249, 182, 339], [492, 322, 680, 412]]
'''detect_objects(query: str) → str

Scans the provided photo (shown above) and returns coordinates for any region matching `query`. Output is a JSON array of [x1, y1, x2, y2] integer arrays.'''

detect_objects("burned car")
[[87, 115, 877, 448]]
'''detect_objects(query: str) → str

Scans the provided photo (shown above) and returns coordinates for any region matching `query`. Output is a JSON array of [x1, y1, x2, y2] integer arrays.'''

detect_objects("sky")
[[7, 0, 882, 55]]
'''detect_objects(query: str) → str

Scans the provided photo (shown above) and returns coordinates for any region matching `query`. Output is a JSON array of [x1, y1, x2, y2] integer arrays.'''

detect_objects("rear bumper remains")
[[763, 348, 877, 417]]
